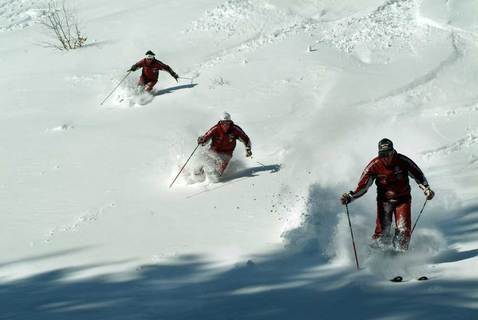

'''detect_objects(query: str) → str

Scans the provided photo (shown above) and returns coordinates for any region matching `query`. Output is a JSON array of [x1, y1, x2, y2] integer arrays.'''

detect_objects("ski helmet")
[[223, 112, 231, 121], [378, 138, 394, 157], [145, 50, 155, 59]]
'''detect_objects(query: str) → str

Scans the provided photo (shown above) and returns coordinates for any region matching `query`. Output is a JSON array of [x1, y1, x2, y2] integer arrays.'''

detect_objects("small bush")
[[40, 1, 87, 50]]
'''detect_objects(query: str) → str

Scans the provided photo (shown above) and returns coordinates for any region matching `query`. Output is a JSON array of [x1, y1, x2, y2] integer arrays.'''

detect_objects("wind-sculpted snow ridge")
[[0, 0, 45, 32], [319, 0, 419, 55], [422, 131, 478, 160]]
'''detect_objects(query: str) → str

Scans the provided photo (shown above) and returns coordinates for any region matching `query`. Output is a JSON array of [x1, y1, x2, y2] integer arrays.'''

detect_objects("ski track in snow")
[[185, 0, 425, 73], [420, 100, 478, 119], [422, 132, 478, 160], [0, 0, 46, 32], [354, 33, 462, 109], [37, 202, 117, 246]]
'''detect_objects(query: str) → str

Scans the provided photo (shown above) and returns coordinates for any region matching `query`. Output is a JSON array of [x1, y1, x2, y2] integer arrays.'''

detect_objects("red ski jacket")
[[202, 121, 251, 154], [352, 152, 429, 200], [131, 58, 175, 81]]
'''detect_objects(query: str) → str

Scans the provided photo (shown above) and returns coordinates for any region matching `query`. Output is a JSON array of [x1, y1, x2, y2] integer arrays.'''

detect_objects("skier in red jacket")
[[128, 50, 178, 92], [340, 138, 435, 251], [197, 112, 252, 176]]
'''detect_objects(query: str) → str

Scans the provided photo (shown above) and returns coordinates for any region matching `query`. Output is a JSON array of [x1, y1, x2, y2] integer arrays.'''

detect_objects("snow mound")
[[319, 0, 420, 61]]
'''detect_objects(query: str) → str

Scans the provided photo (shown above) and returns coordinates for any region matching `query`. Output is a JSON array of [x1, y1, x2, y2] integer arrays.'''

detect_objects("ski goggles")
[[145, 54, 155, 59]]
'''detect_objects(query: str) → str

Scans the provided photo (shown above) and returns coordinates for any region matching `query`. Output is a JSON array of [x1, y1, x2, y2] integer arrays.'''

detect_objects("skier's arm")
[[129, 59, 144, 72], [234, 125, 251, 148], [401, 154, 434, 199], [156, 60, 178, 80], [233, 125, 252, 156], [351, 161, 376, 200], [401, 154, 429, 187], [198, 125, 217, 145]]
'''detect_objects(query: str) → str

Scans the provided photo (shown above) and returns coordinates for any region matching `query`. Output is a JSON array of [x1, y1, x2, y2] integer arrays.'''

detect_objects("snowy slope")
[[1, 0, 477, 319]]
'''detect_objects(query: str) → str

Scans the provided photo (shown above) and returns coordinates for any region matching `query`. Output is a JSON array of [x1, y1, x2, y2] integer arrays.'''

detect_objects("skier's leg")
[[372, 199, 394, 246], [202, 150, 221, 181], [136, 76, 147, 93], [393, 199, 412, 250], [216, 153, 232, 176], [138, 76, 146, 87], [144, 79, 157, 92]]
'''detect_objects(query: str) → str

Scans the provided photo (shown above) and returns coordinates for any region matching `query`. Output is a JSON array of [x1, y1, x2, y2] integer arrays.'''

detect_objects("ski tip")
[[390, 276, 403, 282], [417, 276, 428, 281]]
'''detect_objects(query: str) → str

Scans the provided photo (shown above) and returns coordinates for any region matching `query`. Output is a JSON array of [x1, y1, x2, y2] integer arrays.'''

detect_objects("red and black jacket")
[[202, 121, 251, 154], [352, 153, 429, 201], [131, 58, 176, 81]]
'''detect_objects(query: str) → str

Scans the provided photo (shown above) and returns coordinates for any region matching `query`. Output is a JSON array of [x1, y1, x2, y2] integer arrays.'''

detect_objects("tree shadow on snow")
[[2, 187, 478, 320], [153, 83, 198, 96], [431, 202, 478, 264], [2, 247, 478, 320]]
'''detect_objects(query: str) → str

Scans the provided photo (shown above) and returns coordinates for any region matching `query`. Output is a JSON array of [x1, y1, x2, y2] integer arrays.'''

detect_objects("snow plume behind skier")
[[191, 112, 252, 182]]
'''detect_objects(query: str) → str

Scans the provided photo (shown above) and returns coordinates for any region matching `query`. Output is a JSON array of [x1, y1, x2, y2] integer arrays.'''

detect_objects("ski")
[[390, 276, 429, 282]]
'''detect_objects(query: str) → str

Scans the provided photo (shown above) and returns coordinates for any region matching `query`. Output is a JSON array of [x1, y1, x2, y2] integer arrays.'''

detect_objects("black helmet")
[[378, 138, 394, 157], [145, 50, 155, 56]]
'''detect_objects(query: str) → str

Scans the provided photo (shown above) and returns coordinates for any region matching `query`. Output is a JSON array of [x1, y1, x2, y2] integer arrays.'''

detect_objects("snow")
[[1, 0, 477, 319]]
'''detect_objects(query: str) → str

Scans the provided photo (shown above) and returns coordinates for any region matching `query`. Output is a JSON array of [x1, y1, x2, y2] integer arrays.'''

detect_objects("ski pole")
[[178, 77, 194, 85], [250, 156, 266, 167], [411, 199, 428, 235], [345, 203, 360, 270], [100, 71, 131, 106], [169, 144, 200, 188], [255, 160, 266, 167]]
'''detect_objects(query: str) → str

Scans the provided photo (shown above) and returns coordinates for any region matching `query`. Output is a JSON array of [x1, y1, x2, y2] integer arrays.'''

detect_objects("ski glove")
[[340, 192, 354, 205], [246, 147, 252, 157], [128, 65, 137, 72], [423, 187, 435, 200], [172, 72, 179, 81], [197, 136, 206, 145]]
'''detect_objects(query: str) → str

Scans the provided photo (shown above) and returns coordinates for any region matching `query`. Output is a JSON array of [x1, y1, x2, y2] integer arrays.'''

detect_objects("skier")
[[340, 138, 435, 251], [128, 50, 178, 92], [197, 112, 252, 177]]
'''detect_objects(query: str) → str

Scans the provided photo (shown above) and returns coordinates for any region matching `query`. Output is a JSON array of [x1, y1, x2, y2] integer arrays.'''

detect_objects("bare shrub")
[[40, 1, 87, 50]]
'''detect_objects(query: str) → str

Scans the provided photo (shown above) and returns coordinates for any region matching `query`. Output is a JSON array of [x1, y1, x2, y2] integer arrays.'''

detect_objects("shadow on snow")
[[153, 83, 198, 96], [2, 188, 477, 320], [1, 248, 477, 320], [220, 164, 281, 183]]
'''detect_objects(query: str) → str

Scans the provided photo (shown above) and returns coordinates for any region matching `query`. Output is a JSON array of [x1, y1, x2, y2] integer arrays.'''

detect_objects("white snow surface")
[[1, 0, 478, 319]]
